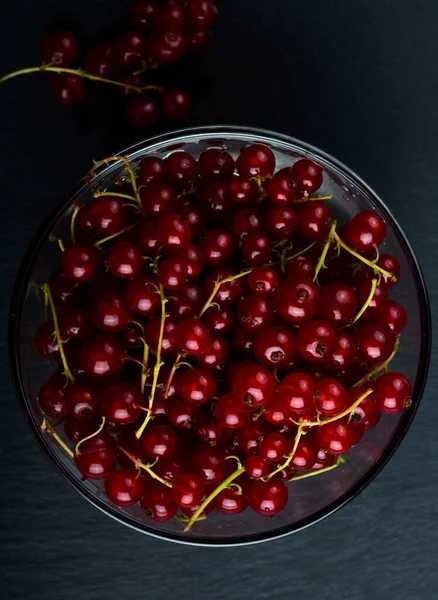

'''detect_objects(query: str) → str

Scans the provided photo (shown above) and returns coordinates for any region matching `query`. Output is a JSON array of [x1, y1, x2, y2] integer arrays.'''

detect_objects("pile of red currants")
[[1, 0, 218, 127], [36, 143, 411, 531]]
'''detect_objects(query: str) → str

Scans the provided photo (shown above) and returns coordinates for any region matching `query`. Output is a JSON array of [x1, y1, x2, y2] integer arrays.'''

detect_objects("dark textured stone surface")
[[1, 1, 437, 598]]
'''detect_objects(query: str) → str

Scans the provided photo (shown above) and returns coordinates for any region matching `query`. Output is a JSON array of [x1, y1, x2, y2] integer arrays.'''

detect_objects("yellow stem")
[[184, 466, 245, 532], [352, 336, 400, 388], [140, 339, 150, 395], [117, 445, 172, 488], [88, 155, 141, 206], [283, 240, 316, 264], [70, 205, 81, 244], [313, 220, 337, 282], [352, 277, 378, 324], [266, 427, 305, 480], [75, 416, 106, 456], [40, 418, 74, 459], [94, 190, 138, 203], [41, 283, 75, 384], [291, 455, 345, 481], [135, 284, 167, 439], [332, 231, 396, 282], [293, 194, 333, 204], [94, 222, 139, 248], [0, 64, 164, 93], [57, 238, 65, 252], [198, 269, 252, 319]]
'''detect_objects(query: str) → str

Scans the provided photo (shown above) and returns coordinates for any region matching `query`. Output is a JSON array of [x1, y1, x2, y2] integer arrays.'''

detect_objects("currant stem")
[[0, 64, 164, 93], [283, 241, 316, 264], [332, 231, 396, 282], [94, 222, 139, 248], [70, 205, 81, 244], [352, 277, 378, 324], [75, 416, 106, 456], [41, 283, 75, 384], [165, 352, 182, 398], [140, 338, 150, 395], [293, 194, 333, 204], [266, 427, 305, 480], [94, 190, 138, 203], [290, 456, 346, 482], [183, 465, 246, 532], [117, 445, 172, 488], [352, 336, 401, 388], [313, 220, 337, 282], [88, 155, 141, 206], [58, 238, 65, 252], [135, 284, 167, 439], [40, 418, 74, 459], [198, 269, 253, 319]]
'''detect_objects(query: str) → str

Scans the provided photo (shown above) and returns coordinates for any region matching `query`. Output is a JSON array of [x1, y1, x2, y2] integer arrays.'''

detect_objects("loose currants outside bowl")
[[9, 126, 431, 546]]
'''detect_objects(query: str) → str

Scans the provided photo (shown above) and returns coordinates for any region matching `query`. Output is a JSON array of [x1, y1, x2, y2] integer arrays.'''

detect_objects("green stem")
[[136, 284, 167, 439], [70, 205, 81, 244], [41, 283, 75, 384], [198, 269, 253, 318], [184, 466, 245, 532], [75, 416, 106, 456], [40, 418, 74, 459], [293, 194, 333, 204], [94, 190, 138, 203], [88, 155, 141, 206], [266, 427, 305, 480], [352, 336, 400, 388], [117, 445, 172, 488], [58, 238, 65, 252], [313, 220, 337, 282], [140, 339, 150, 395], [351, 277, 378, 324], [94, 222, 139, 248], [333, 231, 396, 282], [291, 456, 345, 481], [283, 240, 316, 264], [0, 64, 164, 93]]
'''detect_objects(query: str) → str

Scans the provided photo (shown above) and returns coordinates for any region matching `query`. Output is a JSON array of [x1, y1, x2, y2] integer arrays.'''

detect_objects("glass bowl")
[[9, 126, 431, 546]]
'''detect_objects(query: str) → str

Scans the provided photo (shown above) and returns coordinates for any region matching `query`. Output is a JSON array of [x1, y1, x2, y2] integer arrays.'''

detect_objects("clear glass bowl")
[[9, 126, 431, 546]]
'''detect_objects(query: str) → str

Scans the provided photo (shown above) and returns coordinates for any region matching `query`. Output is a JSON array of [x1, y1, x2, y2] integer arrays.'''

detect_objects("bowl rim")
[[9, 125, 432, 547]]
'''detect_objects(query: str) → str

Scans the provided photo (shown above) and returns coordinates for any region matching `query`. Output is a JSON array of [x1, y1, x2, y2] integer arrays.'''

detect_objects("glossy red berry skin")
[[53, 74, 86, 105], [229, 175, 258, 204], [153, 2, 185, 30], [377, 254, 400, 287], [127, 1, 158, 30], [186, 27, 212, 53], [101, 381, 143, 424], [158, 257, 189, 290], [64, 416, 101, 442], [62, 243, 100, 283], [66, 383, 100, 420], [312, 448, 335, 471], [74, 432, 117, 479], [215, 392, 251, 429], [313, 378, 348, 417], [91, 291, 131, 333], [290, 159, 323, 194], [125, 275, 160, 317], [136, 220, 160, 255], [167, 397, 200, 430], [254, 326, 295, 368], [267, 168, 298, 205], [200, 229, 235, 266], [165, 152, 197, 188], [161, 89, 191, 119], [231, 327, 255, 357], [215, 487, 248, 515], [185, 0, 218, 28], [48, 272, 82, 307], [320, 282, 357, 326], [157, 212, 193, 249], [263, 400, 293, 427], [171, 472, 205, 507], [296, 320, 337, 363], [375, 372, 412, 413], [174, 243, 205, 280], [349, 387, 381, 429], [149, 30, 187, 65], [35, 321, 59, 361], [244, 456, 270, 479], [266, 206, 299, 240], [299, 201, 332, 241], [105, 469, 143, 506], [247, 480, 288, 515], [285, 254, 315, 281], [190, 444, 228, 484], [38, 374, 69, 419], [204, 268, 243, 305], [375, 300, 407, 336], [259, 432, 287, 462], [355, 323, 393, 365], [236, 420, 271, 456], [248, 266, 279, 295], [173, 318, 211, 355], [343, 210, 386, 253], [198, 148, 235, 182], [108, 242, 143, 279], [316, 417, 354, 455], [177, 367, 216, 405], [232, 208, 262, 239], [137, 157, 168, 186], [114, 31, 147, 67], [236, 144, 276, 177], [232, 363, 276, 409], [274, 278, 321, 324], [278, 372, 315, 415], [141, 482, 178, 521], [196, 334, 231, 370], [243, 232, 272, 266], [141, 424, 179, 459], [126, 97, 159, 128], [203, 305, 236, 335], [41, 31, 79, 66], [325, 332, 357, 372], [356, 279, 387, 319], [144, 316, 177, 356], [141, 183, 177, 215], [290, 433, 319, 469], [81, 334, 126, 378], [85, 43, 116, 78], [237, 294, 274, 333]]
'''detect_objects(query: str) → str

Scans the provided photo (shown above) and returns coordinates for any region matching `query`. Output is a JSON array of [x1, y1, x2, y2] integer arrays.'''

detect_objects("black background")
[[1, 1, 437, 598]]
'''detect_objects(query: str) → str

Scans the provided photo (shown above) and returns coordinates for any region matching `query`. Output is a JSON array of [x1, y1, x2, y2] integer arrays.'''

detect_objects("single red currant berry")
[[196, 334, 231, 370], [274, 278, 322, 324], [101, 381, 143, 424], [53, 73, 86, 105], [189, 444, 228, 484], [299, 201, 332, 241], [74, 432, 117, 479], [312, 448, 336, 471], [320, 282, 357, 326], [66, 383, 100, 420], [266, 206, 299, 240], [177, 367, 216, 405], [343, 210, 386, 253], [290, 433, 319, 469], [126, 96, 159, 128], [355, 323, 393, 365], [232, 362, 276, 408], [377, 254, 400, 287], [90, 291, 131, 333], [167, 397, 200, 430], [248, 266, 279, 295], [285, 254, 315, 280], [137, 219, 160, 255], [153, 1, 185, 30], [215, 392, 251, 429], [325, 332, 357, 371], [200, 229, 235, 266], [313, 378, 348, 416], [137, 156, 168, 186], [81, 333, 126, 378], [171, 472, 205, 507], [247, 480, 288, 515], [157, 257, 189, 290], [144, 316, 177, 356], [185, 0, 218, 28], [232, 208, 262, 239], [236, 144, 276, 177], [108, 241, 143, 279], [243, 232, 272, 265], [215, 487, 248, 515], [290, 159, 323, 194], [141, 424, 179, 459], [160, 89, 191, 119], [349, 387, 381, 429], [173, 318, 211, 355], [203, 305, 236, 335], [149, 30, 187, 65], [174, 243, 205, 280], [356, 278, 387, 319], [125, 275, 160, 316], [259, 432, 287, 462], [296, 319, 337, 363], [165, 151, 197, 188], [114, 31, 147, 68], [41, 30, 79, 66], [62, 243, 100, 283], [244, 455, 270, 479], [198, 148, 235, 182], [105, 468, 143, 506], [267, 167, 298, 205], [316, 417, 354, 455], [237, 294, 274, 333], [194, 414, 230, 445], [157, 212, 193, 249], [235, 420, 271, 456], [375, 300, 407, 336], [38, 373, 69, 419], [254, 326, 295, 368], [229, 175, 258, 204], [374, 372, 412, 413], [127, 1, 157, 30], [141, 183, 177, 215], [263, 400, 293, 427], [58, 307, 91, 342], [141, 482, 178, 521], [204, 268, 243, 304], [278, 372, 315, 414], [85, 43, 116, 78]]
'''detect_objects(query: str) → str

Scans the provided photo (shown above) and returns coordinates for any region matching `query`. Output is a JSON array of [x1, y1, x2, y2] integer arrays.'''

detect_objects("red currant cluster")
[[37, 143, 411, 531], [1, 1, 218, 127]]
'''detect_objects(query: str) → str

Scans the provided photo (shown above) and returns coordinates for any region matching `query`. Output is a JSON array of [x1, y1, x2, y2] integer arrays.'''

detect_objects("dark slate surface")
[[1, 1, 437, 598]]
